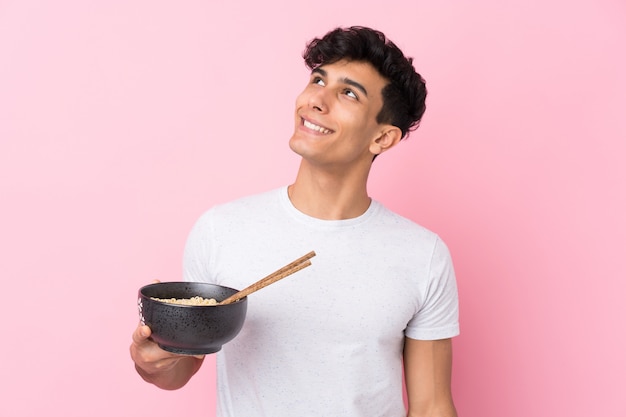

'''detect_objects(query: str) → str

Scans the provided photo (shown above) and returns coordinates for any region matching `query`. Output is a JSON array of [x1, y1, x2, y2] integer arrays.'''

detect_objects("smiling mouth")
[[302, 118, 333, 134]]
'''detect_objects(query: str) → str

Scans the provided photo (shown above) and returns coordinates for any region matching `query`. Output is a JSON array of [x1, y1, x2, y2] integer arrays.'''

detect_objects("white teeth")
[[303, 119, 331, 134]]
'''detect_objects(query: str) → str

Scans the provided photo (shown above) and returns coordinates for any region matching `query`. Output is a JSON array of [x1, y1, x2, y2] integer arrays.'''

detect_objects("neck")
[[288, 160, 372, 220]]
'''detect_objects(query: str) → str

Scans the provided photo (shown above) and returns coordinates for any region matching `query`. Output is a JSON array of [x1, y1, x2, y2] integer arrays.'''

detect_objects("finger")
[[132, 324, 152, 345]]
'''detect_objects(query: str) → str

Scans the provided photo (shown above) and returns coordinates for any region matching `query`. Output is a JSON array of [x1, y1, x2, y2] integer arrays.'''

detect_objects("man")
[[131, 26, 459, 417]]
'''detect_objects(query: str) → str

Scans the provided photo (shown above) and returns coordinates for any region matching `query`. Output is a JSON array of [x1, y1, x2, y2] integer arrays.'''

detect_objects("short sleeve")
[[405, 237, 460, 340]]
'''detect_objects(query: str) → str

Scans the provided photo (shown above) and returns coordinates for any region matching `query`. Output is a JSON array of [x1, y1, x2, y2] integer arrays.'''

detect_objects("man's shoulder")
[[374, 201, 437, 235], [213, 187, 282, 207], [369, 202, 448, 255], [203, 187, 284, 218]]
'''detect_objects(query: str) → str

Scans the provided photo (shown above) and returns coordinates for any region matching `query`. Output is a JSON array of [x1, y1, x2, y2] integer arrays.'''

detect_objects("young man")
[[131, 26, 459, 417]]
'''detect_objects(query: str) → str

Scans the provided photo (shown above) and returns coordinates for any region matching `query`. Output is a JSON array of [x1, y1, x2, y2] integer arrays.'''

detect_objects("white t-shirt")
[[184, 187, 459, 417]]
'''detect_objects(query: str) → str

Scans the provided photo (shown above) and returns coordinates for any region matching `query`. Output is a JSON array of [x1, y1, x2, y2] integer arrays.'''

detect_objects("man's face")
[[289, 59, 390, 169]]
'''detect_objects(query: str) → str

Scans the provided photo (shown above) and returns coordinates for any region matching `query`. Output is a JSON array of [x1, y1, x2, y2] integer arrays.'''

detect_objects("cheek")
[[294, 96, 307, 118], [341, 110, 371, 135], [295, 87, 312, 107]]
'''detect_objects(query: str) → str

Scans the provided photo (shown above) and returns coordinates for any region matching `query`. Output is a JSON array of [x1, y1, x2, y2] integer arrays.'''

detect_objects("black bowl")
[[137, 282, 247, 355]]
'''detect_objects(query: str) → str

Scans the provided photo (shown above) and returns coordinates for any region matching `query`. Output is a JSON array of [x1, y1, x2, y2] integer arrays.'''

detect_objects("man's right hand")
[[130, 323, 204, 390]]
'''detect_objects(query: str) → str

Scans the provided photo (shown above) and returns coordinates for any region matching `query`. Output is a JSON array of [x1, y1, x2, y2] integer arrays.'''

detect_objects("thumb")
[[140, 325, 152, 338], [132, 324, 152, 345]]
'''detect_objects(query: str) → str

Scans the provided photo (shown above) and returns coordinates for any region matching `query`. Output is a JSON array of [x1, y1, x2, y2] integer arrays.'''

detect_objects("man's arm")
[[404, 337, 457, 417], [130, 324, 204, 390]]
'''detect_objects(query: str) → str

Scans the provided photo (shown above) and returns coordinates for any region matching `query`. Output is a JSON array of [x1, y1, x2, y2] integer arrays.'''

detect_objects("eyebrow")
[[312, 67, 369, 97]]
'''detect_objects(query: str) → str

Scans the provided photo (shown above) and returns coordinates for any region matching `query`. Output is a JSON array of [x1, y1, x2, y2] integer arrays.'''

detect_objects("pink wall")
[[1, 1, 624, 416]]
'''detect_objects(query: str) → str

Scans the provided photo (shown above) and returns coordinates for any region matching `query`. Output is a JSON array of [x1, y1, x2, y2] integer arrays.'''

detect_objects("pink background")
[[1, 1, 625, 416]]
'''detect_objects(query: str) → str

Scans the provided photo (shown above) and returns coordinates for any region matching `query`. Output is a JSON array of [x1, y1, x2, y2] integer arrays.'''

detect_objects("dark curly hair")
[[303, 26, 427, 139]]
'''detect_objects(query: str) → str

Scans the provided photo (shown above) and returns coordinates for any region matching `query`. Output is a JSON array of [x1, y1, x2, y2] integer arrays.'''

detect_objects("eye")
[[312, 76, 325, 86], [344, 89, 358, 100]]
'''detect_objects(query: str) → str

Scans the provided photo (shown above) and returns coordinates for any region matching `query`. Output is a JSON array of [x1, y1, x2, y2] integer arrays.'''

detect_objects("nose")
[[308, 88, 327, 113]]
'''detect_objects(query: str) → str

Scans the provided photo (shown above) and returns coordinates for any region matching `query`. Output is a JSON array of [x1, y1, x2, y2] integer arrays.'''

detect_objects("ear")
[[369, 126, 402, 156]]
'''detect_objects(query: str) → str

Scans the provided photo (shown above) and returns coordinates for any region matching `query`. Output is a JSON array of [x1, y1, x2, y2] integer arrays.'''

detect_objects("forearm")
[[407, 403, 457, 417], [135, 355, 204, 390], [404, 338, 457, 417]]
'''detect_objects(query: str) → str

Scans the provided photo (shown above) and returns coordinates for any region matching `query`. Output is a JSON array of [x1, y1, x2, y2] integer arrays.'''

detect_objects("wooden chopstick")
[[218, 251, 316, 305]]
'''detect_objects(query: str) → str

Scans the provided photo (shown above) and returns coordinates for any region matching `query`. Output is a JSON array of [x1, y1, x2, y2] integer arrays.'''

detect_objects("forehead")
[[315, 59, 389, 95]]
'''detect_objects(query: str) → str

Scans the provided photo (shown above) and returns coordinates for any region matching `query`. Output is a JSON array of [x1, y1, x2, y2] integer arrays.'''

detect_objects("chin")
[[288, 135, 303, 155], [290, 138, 321, 163]]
